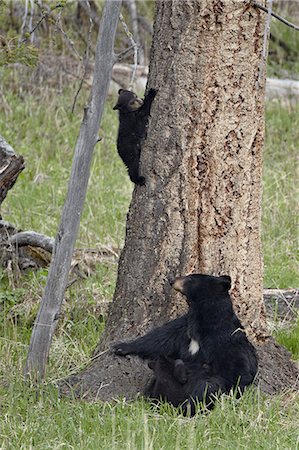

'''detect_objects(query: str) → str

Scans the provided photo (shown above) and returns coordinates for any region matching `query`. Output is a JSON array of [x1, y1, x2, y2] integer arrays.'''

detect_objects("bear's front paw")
[[113, 342, 131, 356], [148, 88, 158, 98], [135, 176, 146, 186]]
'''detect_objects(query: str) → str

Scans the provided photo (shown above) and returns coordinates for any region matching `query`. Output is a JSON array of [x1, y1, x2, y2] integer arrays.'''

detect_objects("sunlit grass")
[[263, 103, 299, 288], [0, 381, 298, 449], [0, 85, 132, 248]]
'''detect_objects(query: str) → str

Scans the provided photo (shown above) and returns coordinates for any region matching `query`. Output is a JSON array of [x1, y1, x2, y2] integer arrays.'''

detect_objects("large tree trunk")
[[61, 0, 298, 400]]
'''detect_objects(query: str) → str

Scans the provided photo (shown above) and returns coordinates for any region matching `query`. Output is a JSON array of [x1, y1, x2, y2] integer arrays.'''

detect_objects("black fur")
[[113, 88, 157, 185], [113, 274, 258, 414], [146, 357, 226, 414], [144, 357, 188, 408]]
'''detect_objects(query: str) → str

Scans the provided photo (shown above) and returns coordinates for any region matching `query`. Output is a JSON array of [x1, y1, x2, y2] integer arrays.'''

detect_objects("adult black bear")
[[113, 274, 258, 414], [113, 88, 157, 185]]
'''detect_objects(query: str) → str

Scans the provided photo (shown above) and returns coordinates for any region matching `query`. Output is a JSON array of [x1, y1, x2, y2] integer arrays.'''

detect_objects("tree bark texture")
[[61, 0, 298, 401], [0, 136, 25, 209]]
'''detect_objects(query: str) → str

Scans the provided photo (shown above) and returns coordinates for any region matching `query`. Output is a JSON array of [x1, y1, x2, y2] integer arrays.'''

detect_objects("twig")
[[119, 13, 138, 90], [66, 277, 79, 289], [75, 28, 96, 56], [19, 0, 29, 45], [72, 1, 94, 114], [78, 0, 100, 27], [124, 0, 144, 65], [257, 0, 273, 90], [20, 3, 64, 44], [116, 45, 135, 61], [251, 1, 299, 31], [55, 13, 82, 61], [27, 0, 81, 59], [29, 0, 34, 43]]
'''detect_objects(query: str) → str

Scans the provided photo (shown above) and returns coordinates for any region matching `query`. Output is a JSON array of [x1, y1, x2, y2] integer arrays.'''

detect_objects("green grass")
[[263, 103, 299, 288], [268, 15, 299, 79], [0, 384, 298, 450], [0, 86, 132, 248], [0, 62, 298, 449], [274, 317, 299, 360]]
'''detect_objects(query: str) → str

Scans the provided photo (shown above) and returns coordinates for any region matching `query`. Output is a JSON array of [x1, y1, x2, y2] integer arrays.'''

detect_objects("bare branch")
[[19, 0, 29, 45], [257, 0, 273, 90], [72, 1, 94, 114], [138, 15, 153, 35], [21, 2, 65, 44], [55, 13, 82, 61], [29, 0, 34, 43], [78, 0, 100, 27], [124, 0, 144, 65], [10, 231, 54, 253], [119, 13, 138, 90], [252, 0, 299, 31], [116, 45, 135, 61]]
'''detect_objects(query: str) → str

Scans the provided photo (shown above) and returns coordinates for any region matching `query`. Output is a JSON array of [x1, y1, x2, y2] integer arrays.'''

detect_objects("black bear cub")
[[144, 357, 188, 408], [113, 88, 157, 185], [113, 274, 258, 415]]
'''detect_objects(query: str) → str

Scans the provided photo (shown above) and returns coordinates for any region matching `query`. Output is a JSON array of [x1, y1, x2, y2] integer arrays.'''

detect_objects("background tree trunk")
[[0, 136, 25, 210], [62, 0, 298, 401]]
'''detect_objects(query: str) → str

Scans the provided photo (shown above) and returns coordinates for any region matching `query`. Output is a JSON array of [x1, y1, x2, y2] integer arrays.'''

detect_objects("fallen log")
[[264, 288, 299, 320], [265, 78, 299, 102]]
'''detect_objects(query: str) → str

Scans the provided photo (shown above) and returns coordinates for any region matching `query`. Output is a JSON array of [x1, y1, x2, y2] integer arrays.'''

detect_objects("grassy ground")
[[0, 71, 298, 448], [0, 385, 298, 449], [263, 102, 299, 288], [268, 14, 299, 79]]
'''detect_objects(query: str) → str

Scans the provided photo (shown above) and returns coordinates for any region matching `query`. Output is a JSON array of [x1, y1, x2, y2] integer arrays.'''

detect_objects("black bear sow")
[[113, 88, 157, 185], [113, 274, 258, 415]]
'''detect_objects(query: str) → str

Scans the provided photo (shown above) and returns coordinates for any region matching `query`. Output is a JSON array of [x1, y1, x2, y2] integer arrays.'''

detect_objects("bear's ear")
[[148, 360, 156, 370], [118, 89, 124, 95], [219, 275, 231, 290]]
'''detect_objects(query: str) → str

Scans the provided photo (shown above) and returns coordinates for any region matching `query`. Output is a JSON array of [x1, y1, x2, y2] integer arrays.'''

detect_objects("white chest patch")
[[189, 338, 200, 355]]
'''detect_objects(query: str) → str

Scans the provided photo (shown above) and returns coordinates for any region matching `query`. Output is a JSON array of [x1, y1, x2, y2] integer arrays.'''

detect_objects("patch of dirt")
[[256, 336, 299, 394]]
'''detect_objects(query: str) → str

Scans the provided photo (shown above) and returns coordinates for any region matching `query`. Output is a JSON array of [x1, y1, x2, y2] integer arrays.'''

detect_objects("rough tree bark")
[[62, 0, 298, 400], [0, 136, 25, 210]]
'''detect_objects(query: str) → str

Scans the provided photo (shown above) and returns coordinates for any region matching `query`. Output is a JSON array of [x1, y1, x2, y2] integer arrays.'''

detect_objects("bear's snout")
[[171, 277, 185, 294]]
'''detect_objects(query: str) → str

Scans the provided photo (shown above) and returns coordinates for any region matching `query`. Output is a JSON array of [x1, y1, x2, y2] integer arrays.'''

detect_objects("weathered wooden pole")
[[25, 0, 122, 380]]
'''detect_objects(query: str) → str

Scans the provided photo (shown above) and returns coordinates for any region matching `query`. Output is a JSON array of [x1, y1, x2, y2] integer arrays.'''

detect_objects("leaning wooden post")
[[25, 0, 122, 380]]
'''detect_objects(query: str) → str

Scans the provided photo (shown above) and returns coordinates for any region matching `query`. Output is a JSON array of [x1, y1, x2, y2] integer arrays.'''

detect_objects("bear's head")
[[170, 273, 231, 306], [113, 89, 143, 112], [148, 357, 188, 385]]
